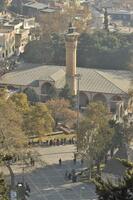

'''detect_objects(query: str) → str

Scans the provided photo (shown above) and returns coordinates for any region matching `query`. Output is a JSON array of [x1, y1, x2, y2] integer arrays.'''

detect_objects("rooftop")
[[23, 1, 48, 10], [108, 9, 133, 15], [0, 65, 132, 95]]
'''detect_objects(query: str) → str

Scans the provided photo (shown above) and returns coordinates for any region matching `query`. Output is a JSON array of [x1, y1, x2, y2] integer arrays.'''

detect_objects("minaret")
[[65, 22, 79, 95]]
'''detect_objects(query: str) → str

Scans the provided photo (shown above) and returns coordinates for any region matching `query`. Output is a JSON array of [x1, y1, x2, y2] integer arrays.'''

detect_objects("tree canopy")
[[78, 102, 114, 177], [46, 99, 77, 127], [38, 3, 91, 40], [0, 99, 27, 156], [23, 31, 133, 70], [24, 103, 54, 136], [10, 93, 30, 113], [59, 84, 72, 100], [23, 88, 39, 103]]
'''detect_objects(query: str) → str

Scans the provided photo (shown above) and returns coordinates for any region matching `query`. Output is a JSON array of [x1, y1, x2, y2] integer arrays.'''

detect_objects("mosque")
[[0, 23, 133, 118]]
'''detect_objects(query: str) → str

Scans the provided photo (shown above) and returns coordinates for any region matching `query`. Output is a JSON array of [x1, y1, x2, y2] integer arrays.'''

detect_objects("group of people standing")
[[29, 137, 76, 147], [58, 153, 84, 183], [65, 169, 77, 183], [44, 138, 76, 146]]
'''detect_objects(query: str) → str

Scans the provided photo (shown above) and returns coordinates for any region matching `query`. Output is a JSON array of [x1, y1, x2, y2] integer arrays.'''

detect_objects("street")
[[4, 145, 97, 200]]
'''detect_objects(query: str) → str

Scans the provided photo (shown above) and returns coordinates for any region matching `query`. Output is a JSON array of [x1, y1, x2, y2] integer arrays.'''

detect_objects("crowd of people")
[[29, 137, 76, 147]]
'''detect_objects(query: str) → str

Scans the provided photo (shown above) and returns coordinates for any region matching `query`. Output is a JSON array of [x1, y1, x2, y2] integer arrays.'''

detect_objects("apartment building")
[[0, 28, 15, 60], [0, 17, 36, 56]]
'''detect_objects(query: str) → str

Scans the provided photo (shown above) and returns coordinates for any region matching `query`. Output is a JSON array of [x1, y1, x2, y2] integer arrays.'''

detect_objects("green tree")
[[10, 93, 30, 113], [0, 99, 27, 189], [51, 33, 65, 66], [59, 84, 73, 101], [46, 85, 57, 100], [0, 88, 9, 101], [108, 120, 124, 157], [23, 30, 133, 70], [23, 88, 39, 103], [23, 40, 53, 64], [78, 102, 114, 178], [95, 160, 133, 200], [24, 103, 54, 136], [103, 8, 109, 32]]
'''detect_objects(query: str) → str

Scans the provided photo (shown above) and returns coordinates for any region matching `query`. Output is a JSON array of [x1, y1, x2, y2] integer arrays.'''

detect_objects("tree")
[[0, 173, 8, 200], [77, 102, 114, 178], [38, 4, 91, 40], [23, 30, 133, 70], [46, 99, 77, 127], [10, 93, 30, 113], [0, 99, 27, 188], [95, 160, 133, 200], [103, 8, 109, 32], [59, 84, 73, 100], [51, 33, 65, 66], [46, 85, 57, 100], [24, 103, 54, 136], [23, 88, 39, 103], [23, 40, 53, 64], [0, 88, 9, 101]]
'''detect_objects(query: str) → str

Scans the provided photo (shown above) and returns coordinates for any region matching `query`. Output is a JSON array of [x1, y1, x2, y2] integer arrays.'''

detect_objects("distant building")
[[0, 28, 15, 60], [0, 17, 36, 55], [108, 9, 133, 22], [23, 17, 35, 29], [15, 29, 30, 55], [22, 1, 49, 17]]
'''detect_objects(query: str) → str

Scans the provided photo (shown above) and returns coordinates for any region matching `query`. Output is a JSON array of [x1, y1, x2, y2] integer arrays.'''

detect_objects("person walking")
[[59, 158, 62, 166]]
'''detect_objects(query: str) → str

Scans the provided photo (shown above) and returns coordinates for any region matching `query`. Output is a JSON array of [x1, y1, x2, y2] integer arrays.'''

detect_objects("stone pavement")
[[2, 145, 98, 200]]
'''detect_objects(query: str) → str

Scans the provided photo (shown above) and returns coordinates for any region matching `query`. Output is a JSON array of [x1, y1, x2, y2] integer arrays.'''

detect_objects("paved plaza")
[[2, 145, 97, 200]]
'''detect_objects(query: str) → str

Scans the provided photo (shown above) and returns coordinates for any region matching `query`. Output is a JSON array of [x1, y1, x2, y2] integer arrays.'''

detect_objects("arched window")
[[93, 93, 107, 104], [79, 92, 89, 107]]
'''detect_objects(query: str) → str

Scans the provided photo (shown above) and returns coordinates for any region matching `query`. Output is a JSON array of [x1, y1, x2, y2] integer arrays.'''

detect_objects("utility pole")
[[75, 73, 81, 152]]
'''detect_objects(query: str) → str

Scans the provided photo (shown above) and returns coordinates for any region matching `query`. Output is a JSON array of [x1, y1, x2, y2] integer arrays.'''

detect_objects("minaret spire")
[[65, 23, 79, 95]]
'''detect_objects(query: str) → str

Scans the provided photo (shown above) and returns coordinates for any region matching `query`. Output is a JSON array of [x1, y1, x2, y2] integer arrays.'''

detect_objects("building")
[[15, 29, 30, 55], [0, 23, 132, 115], [0, 17, 36, 55], [0, 28, 15, 60], [108, 9, 133, 22], [22, 1, 49, 17]]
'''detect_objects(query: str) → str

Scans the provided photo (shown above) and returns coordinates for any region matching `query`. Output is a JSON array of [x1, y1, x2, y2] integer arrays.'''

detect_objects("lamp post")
[[75, 74, 81, 152]]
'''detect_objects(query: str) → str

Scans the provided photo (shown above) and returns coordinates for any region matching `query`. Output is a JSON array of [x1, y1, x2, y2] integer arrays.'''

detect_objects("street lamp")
[[74, 74, 81, 152]]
